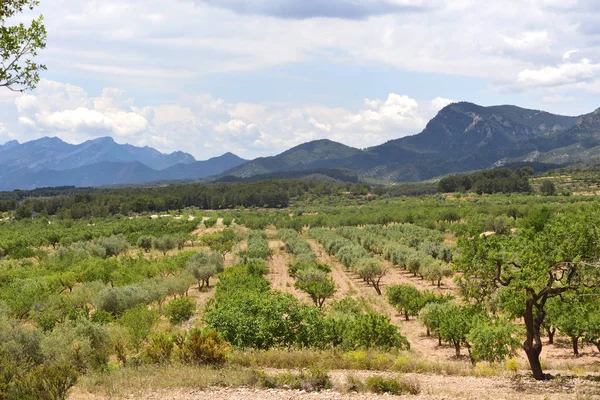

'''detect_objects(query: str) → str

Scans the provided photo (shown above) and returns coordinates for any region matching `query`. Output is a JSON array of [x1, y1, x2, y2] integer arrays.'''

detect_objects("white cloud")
[[501, 31, 551, 52], [10, 80, 450, 158], [517, 58, 600, 87]]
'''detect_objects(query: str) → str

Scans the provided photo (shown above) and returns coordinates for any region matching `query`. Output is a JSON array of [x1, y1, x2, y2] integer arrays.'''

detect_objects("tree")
[[294, 268, 336, 308], [387, 284, 422, 321], [540, 180, 556, 196], [1, 1, 47, 91], [137, 236, 154, 252], [456, 207, 600, 379], [153, 236, 176, 256], [200, 229, 235, 256], [14, 205, 32, 220], [436, 303, 474, 357], [186, 251, 224, 290], [547, 294, 595, 356], [356, 258, 388, 295]]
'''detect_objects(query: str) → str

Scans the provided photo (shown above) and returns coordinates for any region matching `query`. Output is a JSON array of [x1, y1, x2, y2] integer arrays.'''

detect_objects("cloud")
[[194, 0, 428, 20], [15, 80, 150, 141], [517, 58, 600, 87], [10, 80, 449, 158]]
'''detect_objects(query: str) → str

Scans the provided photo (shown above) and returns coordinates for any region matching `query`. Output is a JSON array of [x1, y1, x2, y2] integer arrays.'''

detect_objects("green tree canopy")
[[456, 206, 600, 379], [1, 0, 47, 91]]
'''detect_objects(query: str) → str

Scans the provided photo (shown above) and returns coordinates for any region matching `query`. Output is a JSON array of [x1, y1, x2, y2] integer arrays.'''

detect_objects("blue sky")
[[1, 0, 599, 159]]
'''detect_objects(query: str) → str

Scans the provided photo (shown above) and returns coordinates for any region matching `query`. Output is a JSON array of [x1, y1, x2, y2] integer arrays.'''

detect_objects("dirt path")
[[70, 369, 600, 400], [308, 240, 460, 362], [267, 240, 310, 304], [307, 239, 355, 300]]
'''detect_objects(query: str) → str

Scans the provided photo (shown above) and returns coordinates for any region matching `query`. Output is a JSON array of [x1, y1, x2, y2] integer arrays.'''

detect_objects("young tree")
[[1, 0, 47, 91], [119, 305, 157, 352], [387, 284, 422, 321], [467, 318, 520, 364], [294, 268, 336, 308], [356, 258, 388, 295], [456, 208, 600, 379], [437, 303, 474, 357]]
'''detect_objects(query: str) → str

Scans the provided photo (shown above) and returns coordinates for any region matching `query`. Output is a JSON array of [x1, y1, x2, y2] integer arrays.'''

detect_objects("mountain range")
[[2, 102, 599, 190], [0, 137, 247, 190]]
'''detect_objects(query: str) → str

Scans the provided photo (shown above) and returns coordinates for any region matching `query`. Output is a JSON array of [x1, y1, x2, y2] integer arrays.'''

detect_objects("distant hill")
[[0, 136, 196, 172], [215, 168, 360, 184], [0, 150, 247, 191], [4, 102, 598, 189], [219, 102, 584, 182]]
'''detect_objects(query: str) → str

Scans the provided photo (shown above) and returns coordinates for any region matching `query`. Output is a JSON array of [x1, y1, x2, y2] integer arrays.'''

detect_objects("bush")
[[119, 306, 158, 352], [165, 297, 196, 325], [181, 329, 230, 366], [142, 333, 174, 364], [364, 375, 420, 395]]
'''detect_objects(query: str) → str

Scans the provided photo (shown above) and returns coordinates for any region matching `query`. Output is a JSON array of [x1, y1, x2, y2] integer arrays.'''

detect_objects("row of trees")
[[279, 229, 336, 308], [310, 228, 388, 295], [437, 167, 534, 194]]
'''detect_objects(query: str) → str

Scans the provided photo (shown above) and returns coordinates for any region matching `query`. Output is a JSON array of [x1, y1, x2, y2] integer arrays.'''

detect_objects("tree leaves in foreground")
[[1, 0, 47, 91], [456, 206, 600, 379]]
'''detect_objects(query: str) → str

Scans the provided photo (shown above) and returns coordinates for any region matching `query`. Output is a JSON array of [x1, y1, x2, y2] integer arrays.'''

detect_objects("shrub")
[[165, 297, 196, 325], [119, 306, 158, 352], [142, 333, 174, 364], [95, 234, 129, 258], [181, 329, 230, 366], [364, 375, 420, 395]]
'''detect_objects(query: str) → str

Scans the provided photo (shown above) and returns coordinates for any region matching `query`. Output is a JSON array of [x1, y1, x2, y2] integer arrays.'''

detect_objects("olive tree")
[[186, 251, 224, 290], [456, 207, 600, 380], [153, 236, 176, 256]]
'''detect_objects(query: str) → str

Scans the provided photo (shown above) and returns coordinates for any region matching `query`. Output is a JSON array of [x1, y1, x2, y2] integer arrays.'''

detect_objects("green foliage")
[[153, 236, 176, 255], [164, 297, 195, 325], [95, 234, 129, 257], [240, 230, 272, 261], [181, 329, 230, 366], [200, 229, 236, 255], [142, 333, 174, 365], [438, 167, 533, 195], [136, 235, 154, 252], [186, 251, 224, 289], [0, 0, 47, 92], [119, 306, 158, 352], [364, 375, 420, 395], [294, 268, 336, 308], [467, 318, 520, 364], [387, 284, 422, 320], [540, 180, 556, 196]]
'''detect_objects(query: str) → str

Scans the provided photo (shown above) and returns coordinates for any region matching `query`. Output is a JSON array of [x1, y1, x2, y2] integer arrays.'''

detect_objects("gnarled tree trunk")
[[523, 302, 545, 380]]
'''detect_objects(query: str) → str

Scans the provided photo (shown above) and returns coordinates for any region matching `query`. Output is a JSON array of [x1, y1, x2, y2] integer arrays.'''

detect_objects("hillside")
[[220, 102, 584, 182], [0, 153, 248, 191]]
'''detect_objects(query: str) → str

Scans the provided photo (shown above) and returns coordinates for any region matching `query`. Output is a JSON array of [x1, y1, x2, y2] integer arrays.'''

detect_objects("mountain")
[[219, 102, 583, 182], [218, 139, 377, 178], [1, 152, 248, 191], [158, 153, 247, 180], [0, 136, 196, 172], [505, 108, 600, 165]]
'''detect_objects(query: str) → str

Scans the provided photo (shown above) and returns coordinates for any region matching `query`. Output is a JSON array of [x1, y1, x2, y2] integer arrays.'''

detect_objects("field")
[[1, 181, 600, 399]]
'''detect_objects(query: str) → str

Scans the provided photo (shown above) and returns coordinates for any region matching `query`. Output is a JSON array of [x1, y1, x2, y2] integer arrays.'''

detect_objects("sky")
[[1, 0, 600, 160]]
